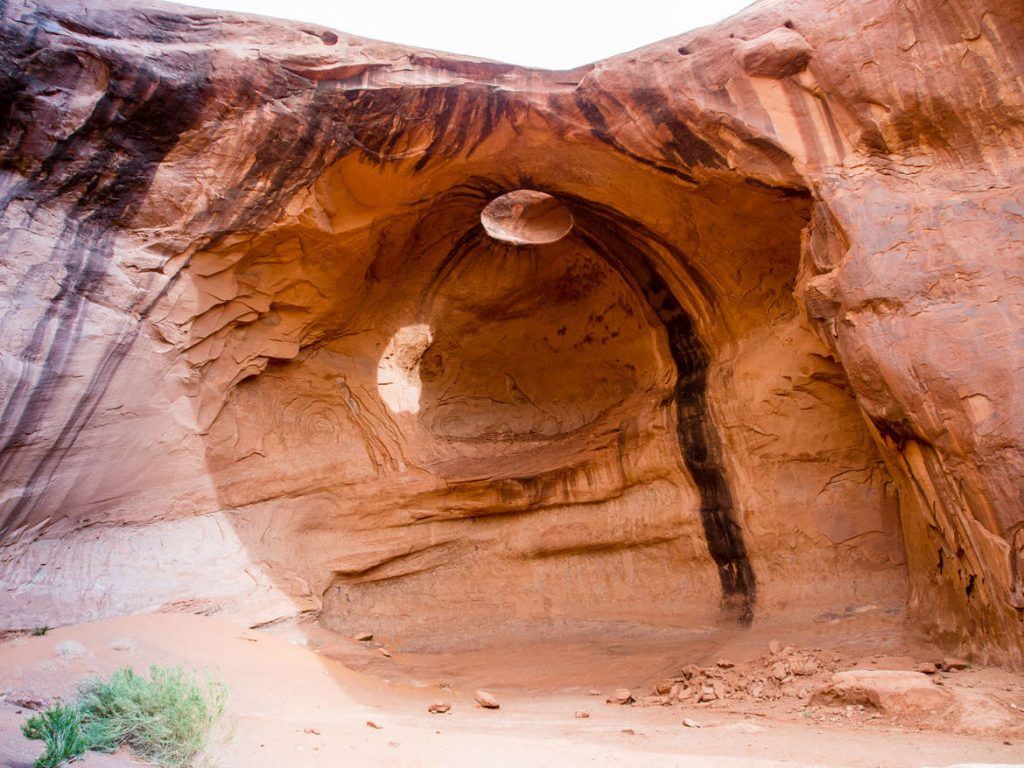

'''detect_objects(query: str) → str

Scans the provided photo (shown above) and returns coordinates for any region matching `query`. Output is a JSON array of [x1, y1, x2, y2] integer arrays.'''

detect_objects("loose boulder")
[[811, 670, 953, 717]]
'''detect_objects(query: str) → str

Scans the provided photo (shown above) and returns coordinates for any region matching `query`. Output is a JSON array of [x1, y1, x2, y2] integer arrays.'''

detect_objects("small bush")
[[78, 666, 229, 768], [20, 704, 88, 768], [22, 665, 229, 768], [31, 626, 50, 636]]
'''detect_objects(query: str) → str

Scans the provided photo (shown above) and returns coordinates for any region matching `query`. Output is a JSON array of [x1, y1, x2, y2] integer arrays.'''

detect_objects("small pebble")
[[475, 690, 500, 709], [606, 688, 634, 705]]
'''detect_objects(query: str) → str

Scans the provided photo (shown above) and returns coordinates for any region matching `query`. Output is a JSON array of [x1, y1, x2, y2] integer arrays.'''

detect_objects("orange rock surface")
[[0, 0, 1021, 666]]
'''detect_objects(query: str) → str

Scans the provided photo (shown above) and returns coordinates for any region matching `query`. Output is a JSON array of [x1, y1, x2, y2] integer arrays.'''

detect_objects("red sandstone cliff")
[[0, 0, 1021, 665]]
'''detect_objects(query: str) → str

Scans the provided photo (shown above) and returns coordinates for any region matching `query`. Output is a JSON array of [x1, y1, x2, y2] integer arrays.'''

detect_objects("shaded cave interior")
[[186, 145, 906, 649]]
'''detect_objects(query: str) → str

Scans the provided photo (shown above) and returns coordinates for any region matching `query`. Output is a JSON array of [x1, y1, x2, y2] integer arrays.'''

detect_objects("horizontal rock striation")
[[0, 0, 1020, 662]]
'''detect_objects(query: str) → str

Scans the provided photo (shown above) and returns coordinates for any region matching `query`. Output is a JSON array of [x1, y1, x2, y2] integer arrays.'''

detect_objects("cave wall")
[[0, 0, 1020, 662]]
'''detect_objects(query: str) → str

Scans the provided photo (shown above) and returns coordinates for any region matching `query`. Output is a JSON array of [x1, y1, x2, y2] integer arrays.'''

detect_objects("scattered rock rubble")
[[636, 643, 834, 707], [616, 641, 1024, 736]]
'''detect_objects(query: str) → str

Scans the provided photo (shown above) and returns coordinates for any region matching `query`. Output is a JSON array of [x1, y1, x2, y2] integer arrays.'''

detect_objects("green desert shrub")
[[22, 665, 229, 768], [20, 704, 88, 768]]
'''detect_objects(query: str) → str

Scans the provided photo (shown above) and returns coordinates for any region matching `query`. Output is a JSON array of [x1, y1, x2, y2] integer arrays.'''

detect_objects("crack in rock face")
[[0, 0, 1021, 666]]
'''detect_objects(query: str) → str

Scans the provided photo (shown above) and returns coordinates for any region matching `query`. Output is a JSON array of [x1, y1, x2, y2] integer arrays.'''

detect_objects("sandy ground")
[[1, 614, 1022, 768]]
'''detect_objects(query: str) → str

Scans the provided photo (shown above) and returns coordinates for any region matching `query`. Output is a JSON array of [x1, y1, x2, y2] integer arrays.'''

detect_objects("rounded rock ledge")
[[480, 189, 574, 245]]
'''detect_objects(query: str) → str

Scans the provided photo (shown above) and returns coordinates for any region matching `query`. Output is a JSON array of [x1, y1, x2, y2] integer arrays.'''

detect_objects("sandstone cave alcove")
[[193, 154, 904, 652], [323, 187, 749, 643], [3, 3, 1022, 761], [2, 12, 1021, 746]]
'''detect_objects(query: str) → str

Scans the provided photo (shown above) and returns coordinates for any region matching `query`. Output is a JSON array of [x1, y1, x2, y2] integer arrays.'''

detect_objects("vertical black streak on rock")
[[415, 182, 756, 623], [336, 86, 508, 173], [420, 221, 490, 310], [570, 201, 756, 624], [0, 23, 215, 538], [628, 86, 726, 170], [665, 310, 756, 624], [572, 90, 701, 185]]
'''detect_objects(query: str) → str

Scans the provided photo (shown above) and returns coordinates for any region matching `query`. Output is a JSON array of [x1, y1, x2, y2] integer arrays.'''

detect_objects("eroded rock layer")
[[0, 0, 1020, 663]]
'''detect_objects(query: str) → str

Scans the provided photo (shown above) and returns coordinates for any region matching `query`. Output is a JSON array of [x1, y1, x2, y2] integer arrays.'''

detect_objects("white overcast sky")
[[188, 0, 755, 69]]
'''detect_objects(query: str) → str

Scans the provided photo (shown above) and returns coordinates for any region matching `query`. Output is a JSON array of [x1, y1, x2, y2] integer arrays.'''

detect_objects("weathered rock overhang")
[[0, 0, 1021, 664]]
